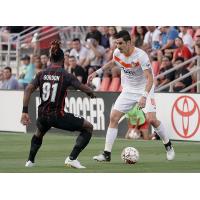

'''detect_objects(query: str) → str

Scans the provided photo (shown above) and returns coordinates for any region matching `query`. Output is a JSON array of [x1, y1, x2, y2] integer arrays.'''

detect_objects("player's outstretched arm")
[[87, 59, 115, 84], [21, 84, 36, 126], [78, 83, 96, 98]]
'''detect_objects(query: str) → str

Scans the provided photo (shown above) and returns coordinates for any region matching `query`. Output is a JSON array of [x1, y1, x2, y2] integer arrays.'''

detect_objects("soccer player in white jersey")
[[87, 30, 175, 162]]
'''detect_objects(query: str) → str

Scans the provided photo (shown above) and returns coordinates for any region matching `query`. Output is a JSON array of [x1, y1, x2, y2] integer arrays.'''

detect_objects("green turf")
[[0, 132, 200, 173]]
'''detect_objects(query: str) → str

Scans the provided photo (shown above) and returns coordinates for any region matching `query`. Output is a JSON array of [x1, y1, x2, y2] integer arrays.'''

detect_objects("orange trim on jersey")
[[114, 56, 132, 68]]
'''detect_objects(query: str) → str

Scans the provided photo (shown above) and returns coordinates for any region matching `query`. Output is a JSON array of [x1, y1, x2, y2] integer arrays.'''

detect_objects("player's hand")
[[20, 113, 31, 126], [138, 96, 147, 109], [87, 72, 97, 84]]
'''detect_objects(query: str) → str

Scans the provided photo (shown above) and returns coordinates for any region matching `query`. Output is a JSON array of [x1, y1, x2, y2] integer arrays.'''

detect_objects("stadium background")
[[0, 26, 200, 173], [1, 1, 200, 200]]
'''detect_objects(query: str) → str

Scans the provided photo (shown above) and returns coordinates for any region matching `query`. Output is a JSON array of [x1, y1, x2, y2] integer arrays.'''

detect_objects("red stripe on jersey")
[[114, 56, 132, 68]]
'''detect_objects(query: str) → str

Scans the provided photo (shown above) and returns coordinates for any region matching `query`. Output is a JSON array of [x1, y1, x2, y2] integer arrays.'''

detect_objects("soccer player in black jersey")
[[21, 40, 95, 169]]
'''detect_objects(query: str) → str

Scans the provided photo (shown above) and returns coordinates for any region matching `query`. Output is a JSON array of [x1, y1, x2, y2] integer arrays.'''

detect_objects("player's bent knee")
[[35, 129, 45, 138], [87, 123, 93, 134], [82, 120, 93, 134], [110, 115, 120, 125], [110, 110, 123, 126]]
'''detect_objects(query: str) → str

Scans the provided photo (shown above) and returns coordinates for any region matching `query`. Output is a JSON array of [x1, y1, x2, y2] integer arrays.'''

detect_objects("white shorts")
[[113, 91, 156, 113]]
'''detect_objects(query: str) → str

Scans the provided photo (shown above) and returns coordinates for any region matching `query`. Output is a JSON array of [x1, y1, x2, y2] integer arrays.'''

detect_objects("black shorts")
[[36, 113, 84, 134]]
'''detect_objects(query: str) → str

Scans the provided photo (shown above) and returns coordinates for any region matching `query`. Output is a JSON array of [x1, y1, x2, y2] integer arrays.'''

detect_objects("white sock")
[[104, 128, 118, 152], [154, 123, 169, 144]]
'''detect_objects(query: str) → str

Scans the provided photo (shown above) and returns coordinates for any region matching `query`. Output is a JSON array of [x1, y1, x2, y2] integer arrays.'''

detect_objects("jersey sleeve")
[[140, 51, 152, 71], [30, 72, 41, 89]]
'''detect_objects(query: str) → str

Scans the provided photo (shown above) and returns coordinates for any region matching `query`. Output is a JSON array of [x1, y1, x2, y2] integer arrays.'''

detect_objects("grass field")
[[0, 132, 200, 173]]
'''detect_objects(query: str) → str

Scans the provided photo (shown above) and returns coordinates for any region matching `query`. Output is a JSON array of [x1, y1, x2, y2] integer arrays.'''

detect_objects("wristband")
[[142, 91, 149, 98], [22, 106, 28, 113], [96, 68, 103, 76]]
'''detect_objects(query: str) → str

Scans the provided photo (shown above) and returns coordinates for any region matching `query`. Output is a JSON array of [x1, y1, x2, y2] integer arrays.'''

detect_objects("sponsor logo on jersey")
[[121, 67, 136, 76], [131, 61, 140, 68]]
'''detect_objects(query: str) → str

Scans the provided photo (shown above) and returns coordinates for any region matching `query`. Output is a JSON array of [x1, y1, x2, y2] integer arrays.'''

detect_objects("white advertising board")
[[0, 90, 26, 133], [155, 93, 200, 141]]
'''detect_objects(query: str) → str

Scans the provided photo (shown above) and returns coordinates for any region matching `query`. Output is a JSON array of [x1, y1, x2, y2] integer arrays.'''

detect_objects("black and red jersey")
[[31, 64, 81, 116]]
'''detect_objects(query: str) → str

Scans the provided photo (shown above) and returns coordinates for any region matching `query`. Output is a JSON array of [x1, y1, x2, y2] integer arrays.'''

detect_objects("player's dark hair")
[[114, 30, 131, 42], [49, 40, 64, 63], [4, 66, 12, 73]]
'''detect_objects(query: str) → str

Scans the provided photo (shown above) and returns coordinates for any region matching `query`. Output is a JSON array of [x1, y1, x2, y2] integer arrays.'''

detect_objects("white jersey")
[[113, 47, 153, 94]]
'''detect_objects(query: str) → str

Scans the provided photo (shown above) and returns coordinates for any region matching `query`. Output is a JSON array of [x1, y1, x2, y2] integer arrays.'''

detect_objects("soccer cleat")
[[93, 152, 111, 162], [25, 160, 35, 167], [64, 157, 86, 169], [166, 146, 175, 161]]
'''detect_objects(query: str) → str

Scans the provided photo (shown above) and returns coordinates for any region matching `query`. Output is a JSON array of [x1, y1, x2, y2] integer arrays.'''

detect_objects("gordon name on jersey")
[[43, 75, 60, 81]]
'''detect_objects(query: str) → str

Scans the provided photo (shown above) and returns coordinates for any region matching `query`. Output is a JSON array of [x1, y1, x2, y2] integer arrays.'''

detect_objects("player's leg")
[[104, 109, 124, 156], [146, 112, 169, 143], [146, 112, 175, 160], [145, 95, 175, 160], [25, 117, 51, 167], [68, 119, 93, 162], [93, 109, 124, 161], [93, 92, 138, 162], [53, 113, 93, 168]]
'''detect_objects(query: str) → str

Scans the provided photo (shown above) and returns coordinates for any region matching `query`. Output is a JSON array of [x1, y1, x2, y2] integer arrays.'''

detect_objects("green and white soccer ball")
[[121, 146, 139, 164]]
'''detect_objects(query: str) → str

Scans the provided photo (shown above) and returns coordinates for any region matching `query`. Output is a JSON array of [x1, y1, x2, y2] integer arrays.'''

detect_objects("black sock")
[[164, 140, 172, 151], [103, 151, 111, 157], [28, 135, 43, 162], [69, 130, 92, 160]]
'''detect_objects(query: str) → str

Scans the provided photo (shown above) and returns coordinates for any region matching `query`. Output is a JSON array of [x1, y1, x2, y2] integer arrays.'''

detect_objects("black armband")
[[22, 106, 28, 113]]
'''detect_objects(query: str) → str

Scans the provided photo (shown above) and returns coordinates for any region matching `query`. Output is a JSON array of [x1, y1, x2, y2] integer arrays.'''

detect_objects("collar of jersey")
[[124, 47, 135, 57], [50, 64, 62, 68]]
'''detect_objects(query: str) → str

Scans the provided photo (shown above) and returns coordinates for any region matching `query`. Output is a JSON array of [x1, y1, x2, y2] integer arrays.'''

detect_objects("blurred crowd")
[[0, 26, 200, 92]]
